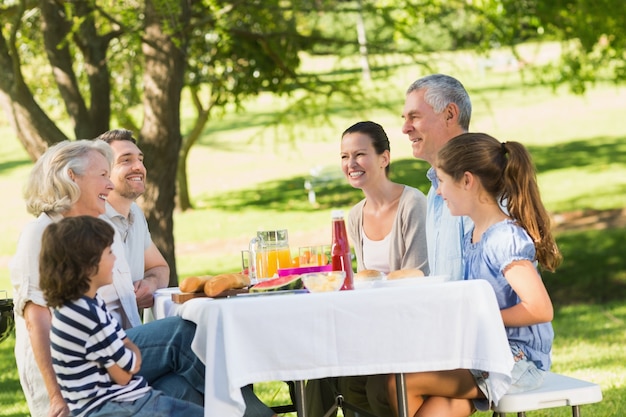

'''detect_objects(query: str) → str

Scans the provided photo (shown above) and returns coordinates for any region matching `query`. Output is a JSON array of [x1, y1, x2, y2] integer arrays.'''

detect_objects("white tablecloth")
[[159, 279, 514, 417], [144, 287, 181, 323]]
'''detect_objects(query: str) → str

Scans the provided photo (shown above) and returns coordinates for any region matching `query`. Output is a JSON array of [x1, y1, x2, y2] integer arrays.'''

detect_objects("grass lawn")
[[1, 60, 625, 415]]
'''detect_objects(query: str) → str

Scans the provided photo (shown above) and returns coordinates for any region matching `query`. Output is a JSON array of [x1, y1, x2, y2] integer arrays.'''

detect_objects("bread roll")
[[386, 268, 424, 280], [179, 275, 213, 293], [354, 269, 385, 280], [204, 273, 251, 297]]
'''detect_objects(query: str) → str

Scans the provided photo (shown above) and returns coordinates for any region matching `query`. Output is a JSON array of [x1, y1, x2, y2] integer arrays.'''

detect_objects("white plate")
[[353, 280, 381, 290], [372, 275, 448, 288]]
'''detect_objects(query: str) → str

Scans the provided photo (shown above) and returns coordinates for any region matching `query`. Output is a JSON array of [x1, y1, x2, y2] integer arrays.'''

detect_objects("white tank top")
[[361, 229, 391, 273]]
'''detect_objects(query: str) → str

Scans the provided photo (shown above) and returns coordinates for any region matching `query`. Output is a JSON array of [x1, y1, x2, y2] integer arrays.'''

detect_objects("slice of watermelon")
[[248, 274, 303, 293]]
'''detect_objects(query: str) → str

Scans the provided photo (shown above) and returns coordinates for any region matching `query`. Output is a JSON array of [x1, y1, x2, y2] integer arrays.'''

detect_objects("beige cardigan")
[[347, 186, 429, 274]]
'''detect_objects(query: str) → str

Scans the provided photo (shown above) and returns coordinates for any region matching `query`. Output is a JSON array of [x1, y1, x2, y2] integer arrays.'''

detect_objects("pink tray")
[[277, 264, 333, 277]]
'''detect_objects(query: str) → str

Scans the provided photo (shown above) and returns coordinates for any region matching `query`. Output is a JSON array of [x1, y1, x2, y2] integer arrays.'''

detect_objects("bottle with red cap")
[[330, 210, 354, 290]]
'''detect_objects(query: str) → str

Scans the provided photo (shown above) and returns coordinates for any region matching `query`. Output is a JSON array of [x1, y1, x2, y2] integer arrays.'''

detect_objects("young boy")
[[39, 216, 204, 417]]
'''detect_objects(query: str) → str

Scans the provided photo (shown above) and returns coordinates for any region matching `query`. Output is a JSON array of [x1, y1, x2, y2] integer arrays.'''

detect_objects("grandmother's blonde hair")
[[24, 140, 113, 216]]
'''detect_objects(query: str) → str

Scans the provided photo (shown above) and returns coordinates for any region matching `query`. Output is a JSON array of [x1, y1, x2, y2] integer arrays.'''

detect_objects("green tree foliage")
[[449, 0, 626, 93], [1, 0, 624, 283], [375, 0, 625, 93], [0, 0, 380, 283], [533, 0, 626, 93]]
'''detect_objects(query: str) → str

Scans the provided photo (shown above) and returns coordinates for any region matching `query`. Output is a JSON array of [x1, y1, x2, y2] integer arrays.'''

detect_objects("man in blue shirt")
[[357, 75, 478, 417], [401, 74, 474, 281]]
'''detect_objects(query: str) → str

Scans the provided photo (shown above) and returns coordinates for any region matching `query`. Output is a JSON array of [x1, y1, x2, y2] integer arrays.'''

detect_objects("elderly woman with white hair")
[[11, 140, 276, 417]]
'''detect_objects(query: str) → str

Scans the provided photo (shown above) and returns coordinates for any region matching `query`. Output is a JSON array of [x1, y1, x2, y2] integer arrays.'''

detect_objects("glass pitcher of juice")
[[256, 229, 291, 279]]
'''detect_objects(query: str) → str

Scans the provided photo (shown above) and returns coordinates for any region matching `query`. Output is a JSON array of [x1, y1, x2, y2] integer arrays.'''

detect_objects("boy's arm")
[[105, 338, 142, 385], [106, 363, 133, 386], [123, 337, 142, 373]]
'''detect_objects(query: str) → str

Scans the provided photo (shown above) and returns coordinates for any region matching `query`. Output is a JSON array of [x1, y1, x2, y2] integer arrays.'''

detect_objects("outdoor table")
[[151, 278, 514, 417]]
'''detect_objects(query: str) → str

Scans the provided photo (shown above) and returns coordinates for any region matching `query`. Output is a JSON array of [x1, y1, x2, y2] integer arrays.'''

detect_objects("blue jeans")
[[88, 389, 204, 417], [126, 316, 205, 404], [126, 316, 275, 417]]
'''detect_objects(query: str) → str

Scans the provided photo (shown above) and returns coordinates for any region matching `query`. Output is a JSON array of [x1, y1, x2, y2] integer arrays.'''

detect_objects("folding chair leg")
[[322, 395, 343, 417], [340, 399, 382, 417], [293, 380, 306, 417]]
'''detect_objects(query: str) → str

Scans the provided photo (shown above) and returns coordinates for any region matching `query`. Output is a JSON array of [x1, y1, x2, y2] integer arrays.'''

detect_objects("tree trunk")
[[176, 151, 192, 212], [0, 16, 67, 160], [40, 0, 92, 138], [40, 0, 111, 139], [177, 86, 213, 211], [140, 0, 190, 286], [356, 0, 371, 83], [73, 0, 114, 138]]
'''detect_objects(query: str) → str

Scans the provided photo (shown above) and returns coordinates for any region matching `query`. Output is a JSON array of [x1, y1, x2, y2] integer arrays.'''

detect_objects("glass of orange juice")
[[299, 245, 330, 267], [256, 229, 291, 279], [298, 246, 316, 267]]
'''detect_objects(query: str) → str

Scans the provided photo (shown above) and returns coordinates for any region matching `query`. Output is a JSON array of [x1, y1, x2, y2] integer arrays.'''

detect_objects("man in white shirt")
[[97, 130, 279, 417], [97, 129, 169, 308]]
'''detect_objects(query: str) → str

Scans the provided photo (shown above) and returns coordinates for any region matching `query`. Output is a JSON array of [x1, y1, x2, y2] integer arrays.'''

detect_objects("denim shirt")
[[426, 167, 473, 280]]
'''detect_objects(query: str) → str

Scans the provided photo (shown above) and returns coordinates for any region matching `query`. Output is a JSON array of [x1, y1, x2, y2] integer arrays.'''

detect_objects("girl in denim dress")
[[387, 132, 561, 417]]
